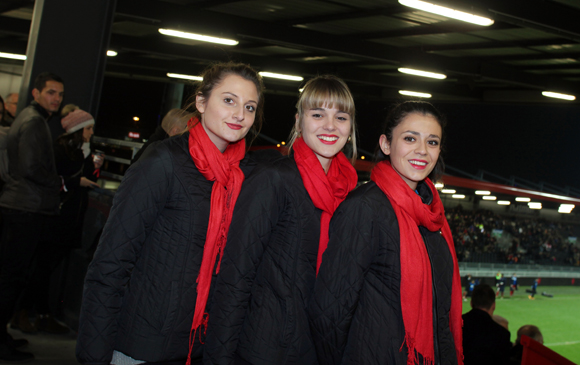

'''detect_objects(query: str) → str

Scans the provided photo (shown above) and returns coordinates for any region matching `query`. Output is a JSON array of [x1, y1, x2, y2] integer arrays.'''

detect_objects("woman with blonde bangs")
[[77, 62, 265, 365], [204, 75, 359, 364]]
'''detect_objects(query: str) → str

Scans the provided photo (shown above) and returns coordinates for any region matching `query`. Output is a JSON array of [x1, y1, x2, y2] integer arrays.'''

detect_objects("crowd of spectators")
[[448, 206, 580, 266]]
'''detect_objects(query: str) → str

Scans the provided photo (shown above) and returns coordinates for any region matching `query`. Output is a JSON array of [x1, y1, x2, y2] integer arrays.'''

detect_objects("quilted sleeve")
[[308, 194, 376, 365], [76, 143, 174, 365], [203, 165, 281, 365]]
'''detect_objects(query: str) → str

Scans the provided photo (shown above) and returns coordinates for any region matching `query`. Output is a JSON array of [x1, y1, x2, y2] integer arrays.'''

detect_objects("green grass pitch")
[[462, 286, 580, 364]]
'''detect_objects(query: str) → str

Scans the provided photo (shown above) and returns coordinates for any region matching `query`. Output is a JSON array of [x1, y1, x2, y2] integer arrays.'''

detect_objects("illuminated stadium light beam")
[[107, 50, 118, 57], [515, 197, 531, 202], [452, 194, 465, 199], [0, 52, 26, 60], [475, 190, 490, 195], [435, 182, 444, 189], [441, 189, 456, 194], [399, 90, 432, 98], [482, 196, 497, 200], [497, 200, 511, 205], [542, 91, 575, 101], [167, 73, 203, 81], [398, 0, 494, 26], [159, 28, 239, 46], [398, 68, 446, 80], [259, 72, 303, 82]]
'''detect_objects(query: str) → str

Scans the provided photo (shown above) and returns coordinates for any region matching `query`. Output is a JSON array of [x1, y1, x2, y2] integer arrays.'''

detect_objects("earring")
[[348, 135, 352, 142]]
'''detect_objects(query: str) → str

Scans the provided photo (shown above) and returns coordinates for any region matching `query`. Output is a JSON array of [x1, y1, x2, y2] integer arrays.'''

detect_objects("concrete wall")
[[0, 63, 23, 100]]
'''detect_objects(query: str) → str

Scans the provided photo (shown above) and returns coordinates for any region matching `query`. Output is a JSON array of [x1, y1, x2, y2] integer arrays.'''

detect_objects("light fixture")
[[398, 0, 494, 26], [167, 73, 203, 81], [441, 189, 456, 194], [281, 141, 286, 145], [475, 190, 490, 195], [482, 196, 497, 200], [399, 90, 432, 98], [559, 204, 575, 213], [398, 67, 446, 79], [133, 116, 140, 121], [159, 28, 238, 46], [107, 50, 118, 57], [498, 200, 511, 205], [259, 72, 303, 82], [452, 194, 465, 199], [528, 202, 542, 209], [435, 182, 444, 189], [0, 52, 26, 60], [515, 197, 531, 202], [542, 91, 575, 101], [361, 156, 365, 160]]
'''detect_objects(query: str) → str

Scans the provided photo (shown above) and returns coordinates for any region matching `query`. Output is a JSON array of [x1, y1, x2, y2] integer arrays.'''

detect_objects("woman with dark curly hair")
[[309, 101, 463, 365]]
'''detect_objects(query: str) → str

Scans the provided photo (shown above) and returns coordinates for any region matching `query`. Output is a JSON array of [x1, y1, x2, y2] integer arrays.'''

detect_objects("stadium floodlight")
[[482, 196, 497, 200], [452, 194, 465, 199], [398, 68, 446, 80], [107, 50, 118, 57], [399, 90, 432, 98], [0, 52, 26, 60], [398, 0, 494, 26], [497, 200, 510, 205], [542, 91, 575, 101], [558, 204, 575, 213], [259, 72, 303, 81], [159, 28, 239, 46], [434, 182, 444, 189], [441, 189, 456, 194], [167, 73, 203, 81], [528, 202, 542, 209], [475, 190, 490, 195], [515, 197, 531, 202]]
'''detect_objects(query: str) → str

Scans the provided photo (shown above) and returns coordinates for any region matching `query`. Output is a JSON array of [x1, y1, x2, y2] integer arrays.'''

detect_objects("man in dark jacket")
[[463, 284, 512, 365], [0, 72, 64, 362]]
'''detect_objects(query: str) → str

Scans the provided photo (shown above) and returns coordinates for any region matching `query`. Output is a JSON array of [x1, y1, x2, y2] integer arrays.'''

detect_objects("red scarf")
[[370, 161, 463, 365], [186, 120, 246, 364], [292, 137, 357, 274]]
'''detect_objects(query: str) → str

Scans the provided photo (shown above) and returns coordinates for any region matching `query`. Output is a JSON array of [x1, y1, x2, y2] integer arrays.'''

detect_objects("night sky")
[[97, 76, 580, 193]]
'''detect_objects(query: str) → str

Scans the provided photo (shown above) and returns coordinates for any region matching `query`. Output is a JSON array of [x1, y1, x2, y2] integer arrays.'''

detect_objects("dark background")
[[96, 76, 580, 191]]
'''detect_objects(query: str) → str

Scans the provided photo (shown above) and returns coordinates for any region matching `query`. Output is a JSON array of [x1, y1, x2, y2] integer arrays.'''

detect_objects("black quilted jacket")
[[308, 181, 458, 365], [76, 132, 256, 365], [204, 156, 321, 365]]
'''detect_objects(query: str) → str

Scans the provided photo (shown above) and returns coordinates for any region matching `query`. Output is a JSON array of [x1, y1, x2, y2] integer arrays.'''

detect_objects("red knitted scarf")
[[292, 137, 358, 274], [186, 120, 246, 364], [370, 161, 463, 365]]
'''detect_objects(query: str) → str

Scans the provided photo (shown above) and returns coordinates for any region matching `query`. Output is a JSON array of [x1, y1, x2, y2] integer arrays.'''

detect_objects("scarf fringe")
[[401, 332, 434, 365]]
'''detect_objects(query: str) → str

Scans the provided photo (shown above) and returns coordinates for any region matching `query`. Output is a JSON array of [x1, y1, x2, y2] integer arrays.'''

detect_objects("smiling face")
[[32, 80, 64, 115], [297, 104, 351, 172], [196, 74, 259, 152], [379, 112, 442, 190]]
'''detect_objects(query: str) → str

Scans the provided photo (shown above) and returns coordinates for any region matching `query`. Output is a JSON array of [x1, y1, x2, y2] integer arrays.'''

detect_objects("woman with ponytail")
[[308, 101, 463, 365], [76, 62, 265, 365], [204, 75, 358, 365]]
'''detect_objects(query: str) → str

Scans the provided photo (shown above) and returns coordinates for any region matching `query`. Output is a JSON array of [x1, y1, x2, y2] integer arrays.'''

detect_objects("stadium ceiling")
[[2, 0, 580, 103]]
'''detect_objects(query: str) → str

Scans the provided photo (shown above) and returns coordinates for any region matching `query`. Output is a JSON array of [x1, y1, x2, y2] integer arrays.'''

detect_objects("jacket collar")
[[30, 101, 51, 121]]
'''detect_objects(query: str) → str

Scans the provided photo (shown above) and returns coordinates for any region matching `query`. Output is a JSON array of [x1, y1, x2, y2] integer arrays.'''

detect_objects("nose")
[[232, 105, 245, 122], [415, 140, 427, 155], [322, 116, 336, 131]]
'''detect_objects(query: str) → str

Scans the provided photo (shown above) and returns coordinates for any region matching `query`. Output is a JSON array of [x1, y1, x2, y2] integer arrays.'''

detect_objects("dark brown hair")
[[378, 100, 446, 182]]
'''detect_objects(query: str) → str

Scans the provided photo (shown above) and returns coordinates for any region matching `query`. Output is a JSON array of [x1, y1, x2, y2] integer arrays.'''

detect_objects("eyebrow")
[[222, 92, 257, 104], [309, 107, 349, 114], [403, 130, 441, 139]]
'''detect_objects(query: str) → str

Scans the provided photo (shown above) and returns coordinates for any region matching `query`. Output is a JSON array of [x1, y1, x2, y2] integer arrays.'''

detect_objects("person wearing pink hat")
[[10, 108, 103, 336]]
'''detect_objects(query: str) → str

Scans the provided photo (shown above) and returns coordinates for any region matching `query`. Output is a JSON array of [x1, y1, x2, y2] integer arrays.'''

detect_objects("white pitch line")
[[545, 340, 580, 346]]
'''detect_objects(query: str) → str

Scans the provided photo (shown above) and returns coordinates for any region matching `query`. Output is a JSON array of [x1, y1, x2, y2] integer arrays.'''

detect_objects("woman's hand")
[[80, 177, 100, 188], [93, 153, 105, 169]]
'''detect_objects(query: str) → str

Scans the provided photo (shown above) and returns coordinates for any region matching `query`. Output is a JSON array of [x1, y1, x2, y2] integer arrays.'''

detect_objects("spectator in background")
[[509, 325, 543, 364], [0, 72, 64, 362], [131, 108, 193, 164], [3, 93, 18, 125], [0, 95, 5, 126], [10, 109, 102, 335], [463, 284, 512, 365]]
